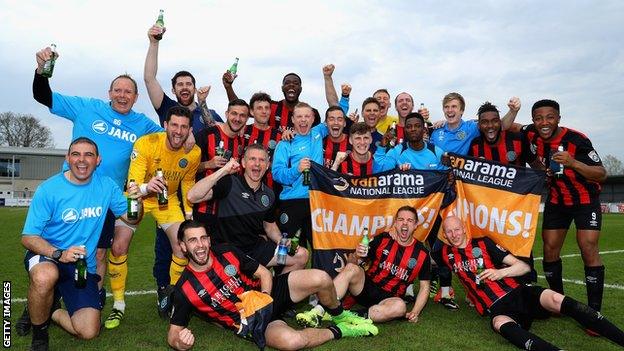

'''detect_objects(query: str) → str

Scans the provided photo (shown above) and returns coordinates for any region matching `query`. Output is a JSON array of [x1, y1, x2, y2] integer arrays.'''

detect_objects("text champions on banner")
[[308, 162, 450, 276], [441, 153, 546, 257]]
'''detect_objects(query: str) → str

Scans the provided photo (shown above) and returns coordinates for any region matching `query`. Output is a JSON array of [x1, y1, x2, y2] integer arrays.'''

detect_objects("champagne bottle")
[[154, 9, 165, 40], [156, 168, 168, 205], [75, 246, 87, 289], [127, 179, 139, 220], [41, 44, 57, 78]]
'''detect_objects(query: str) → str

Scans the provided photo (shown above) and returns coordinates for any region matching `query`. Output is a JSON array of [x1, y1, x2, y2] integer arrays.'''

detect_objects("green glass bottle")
[[154, 9, 165, 40], [228, 57, 239, 75], [302, 169, 311, 186], [156, 168, 168, 205], [75, 247, 87, 289], [473, 247, 485, 285], [127, 179, 138, 220], [41, 44, 57, 78], [288, 229, 301, 256]]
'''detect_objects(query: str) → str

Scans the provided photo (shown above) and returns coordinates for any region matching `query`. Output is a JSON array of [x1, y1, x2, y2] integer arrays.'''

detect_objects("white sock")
[[308, 294, 318, 306], [441, 286, 450, 298], [113, 300, 126, 312]]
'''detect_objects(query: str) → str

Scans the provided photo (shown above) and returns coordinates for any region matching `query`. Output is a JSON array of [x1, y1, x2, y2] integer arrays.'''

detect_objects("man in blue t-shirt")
[[21, 138, 141, 351], [27, 45, 162, 336]]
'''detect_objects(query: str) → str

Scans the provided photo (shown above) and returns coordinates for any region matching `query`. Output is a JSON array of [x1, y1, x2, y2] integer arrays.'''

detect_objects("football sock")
[[584, 265, 605, 312], [542, 259, 564, 294], [108, 252, 128, 305], [170, 255, 188, 285]]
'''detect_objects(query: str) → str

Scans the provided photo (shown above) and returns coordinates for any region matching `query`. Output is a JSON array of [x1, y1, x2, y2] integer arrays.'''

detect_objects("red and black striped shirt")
[[323, 134, 351, 168], [269, 100, 321, 131], [338, 153, 374, 176], [366, 232, 430, 298], [243, 124, 282, 188], [170, 244, 260, 330], [195, 125, 244, 215], [469, 130, 528, 166], [523, 125, 603, 205], [439, 237, 520, 316]]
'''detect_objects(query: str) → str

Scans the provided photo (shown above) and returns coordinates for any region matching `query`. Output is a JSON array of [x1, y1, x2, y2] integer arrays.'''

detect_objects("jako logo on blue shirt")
[[62, 207, 103, 224], [91, 120, 138, 142]]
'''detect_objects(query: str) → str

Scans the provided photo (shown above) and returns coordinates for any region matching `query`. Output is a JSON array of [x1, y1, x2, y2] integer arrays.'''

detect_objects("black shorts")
[[543, 202, 602, 231], [242, 239, 277, 267], [353, 276, 395, 308], [278, 199, 312, 248], [270, 273, 294, 320], [489, 285, 549, 330], [97, 209, 116, 249]]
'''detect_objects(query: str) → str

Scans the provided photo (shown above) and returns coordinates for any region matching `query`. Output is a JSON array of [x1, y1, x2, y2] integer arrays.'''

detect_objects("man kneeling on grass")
[[437, 216, 624, 350], [167, 220, 378, 351], [297, 206, 430, 325]]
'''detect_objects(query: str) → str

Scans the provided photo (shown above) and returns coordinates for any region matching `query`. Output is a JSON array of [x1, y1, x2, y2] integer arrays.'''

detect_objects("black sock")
[[498, 321, 559, 351], [32, 321, 50, 341], [542, 259, 564, 294], [323, 304, 344, 317], [584, 265, 604, 312], [439, 265, 452, 288], [327, 325, 342, 339], [560, 296, 624, 346], [99, 287, 107, 309]]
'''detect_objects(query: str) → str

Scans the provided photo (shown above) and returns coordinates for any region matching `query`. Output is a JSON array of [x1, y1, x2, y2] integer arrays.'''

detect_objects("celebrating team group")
[[17, 22, 624, 351]]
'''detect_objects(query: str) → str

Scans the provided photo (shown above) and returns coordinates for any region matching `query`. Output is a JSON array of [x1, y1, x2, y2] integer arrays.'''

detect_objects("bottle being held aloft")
[[288, 229, 301, 256], [41, 44, 57, 78], [387, 121, 398, 148], [156, 168, 168, 205], [127, 179, 139, 220], [276, 233, 289, 265], [228, 57, 239, 75], [75, 246, 87, 289], [154, 9, 165, 40]]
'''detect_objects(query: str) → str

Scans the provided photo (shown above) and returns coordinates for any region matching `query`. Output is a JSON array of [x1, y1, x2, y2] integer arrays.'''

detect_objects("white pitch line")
[[12, 289, 157, 303], [537, 275, 624, 290], [534, 249, 624, 261]]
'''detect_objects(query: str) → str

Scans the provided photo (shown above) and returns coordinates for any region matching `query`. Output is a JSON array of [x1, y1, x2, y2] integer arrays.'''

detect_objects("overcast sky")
[[1, 0, 623, 161]]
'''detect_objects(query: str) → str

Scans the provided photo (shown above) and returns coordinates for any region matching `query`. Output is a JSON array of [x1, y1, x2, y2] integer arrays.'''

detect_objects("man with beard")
[[187, 144, 308, 273], [469, 101, 537, 285], [373, 89, 399, 135], [22, 138, 141, 351], [332, 122, 383, 176], [105, 106, 200, 329], [243, 92, 282, 189], [297, 206, 430, 326], [224, 72, 321, 130], [167, 220, 378, 351], [322, 106, 351, 169], [375, 113, 446, 172], [21, 46, 162, 337], [437, 216, 624, 350], [144, 24, 223, 317], [522, 100, 607, 327], [272, 102, 328, 249], [193, 99, 249, 230], [144, 24, 222, 133]]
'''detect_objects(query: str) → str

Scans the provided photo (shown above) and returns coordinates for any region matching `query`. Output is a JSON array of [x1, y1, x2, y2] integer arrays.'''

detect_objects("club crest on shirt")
[[261, 194, 270, 207], [179, 158, 188, 168], [588, 150, 601, 163], [280, 212, 289, 224], [268, 140, 277, 150], [224, 264, 237, 277], [407, 258, 417, 269], [456, 131, 466, 140], [506, 151, 517, 162]]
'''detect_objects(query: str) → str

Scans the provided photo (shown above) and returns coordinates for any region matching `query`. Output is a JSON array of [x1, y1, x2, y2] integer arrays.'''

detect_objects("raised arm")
[[144, 25, 166, 109], [222, 71, 239, 102], [501, 96, 521, 131], [323, 64, 339, 107], [33, 47, 55, 108]]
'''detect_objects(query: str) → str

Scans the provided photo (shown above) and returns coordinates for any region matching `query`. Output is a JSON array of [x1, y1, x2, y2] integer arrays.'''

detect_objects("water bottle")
[[276, 233, 288, 265], [75, 246, 87, 289], [555, 145, 565, 176]]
